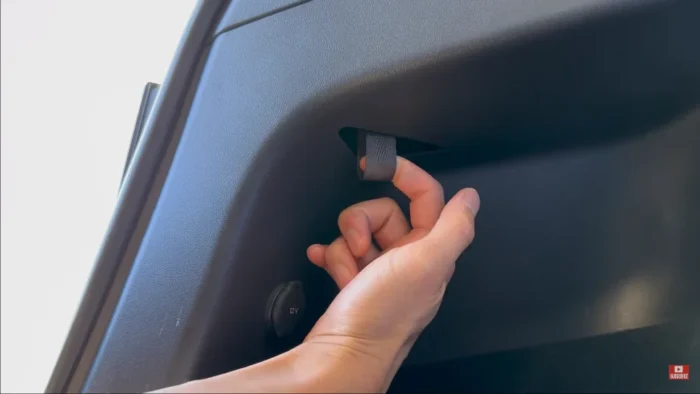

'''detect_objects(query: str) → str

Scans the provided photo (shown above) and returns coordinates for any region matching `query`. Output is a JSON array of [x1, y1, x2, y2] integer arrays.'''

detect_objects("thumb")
[[420, 188, 480, 264]]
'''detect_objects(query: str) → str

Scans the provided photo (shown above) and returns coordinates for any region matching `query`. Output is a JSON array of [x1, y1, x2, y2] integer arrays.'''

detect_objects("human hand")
[[301, 157, 480, 392], [155, 157, 479, 393]]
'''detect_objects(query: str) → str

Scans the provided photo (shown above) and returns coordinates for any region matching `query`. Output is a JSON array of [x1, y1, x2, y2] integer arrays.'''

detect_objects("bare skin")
[[156, 157, 480, 393]]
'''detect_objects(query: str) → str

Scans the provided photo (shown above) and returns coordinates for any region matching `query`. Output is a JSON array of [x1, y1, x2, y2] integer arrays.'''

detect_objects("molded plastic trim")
[[45, 1, 227, 392]]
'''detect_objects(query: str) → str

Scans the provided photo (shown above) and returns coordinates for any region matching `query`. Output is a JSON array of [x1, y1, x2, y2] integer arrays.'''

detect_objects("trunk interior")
[[53, 1, 700, 392]]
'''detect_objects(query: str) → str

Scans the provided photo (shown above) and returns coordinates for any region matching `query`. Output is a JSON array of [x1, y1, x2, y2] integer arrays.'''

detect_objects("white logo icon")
[[674, 366, 684, 373]]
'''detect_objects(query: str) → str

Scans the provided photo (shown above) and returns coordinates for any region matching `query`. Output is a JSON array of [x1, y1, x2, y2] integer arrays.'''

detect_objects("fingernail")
[[462, 188, 480, 217]]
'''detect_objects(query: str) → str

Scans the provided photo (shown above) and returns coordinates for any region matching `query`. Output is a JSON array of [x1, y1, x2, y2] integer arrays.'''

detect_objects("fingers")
[[312, 156, 453, 289], [392, 157, 445, 230], [307, 244, 326, 267], [307, 239, 381, 289], [325, 237, 359, 288], [360, 157, 444, 230], [421, 188, 480, 264], [357, 243, 382, 269], [338, 197, 411, 254]]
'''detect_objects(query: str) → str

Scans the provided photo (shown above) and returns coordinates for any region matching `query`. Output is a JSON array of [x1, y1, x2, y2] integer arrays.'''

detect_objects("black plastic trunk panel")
[[391, 321, 700, 393], [74, 0, 700, 392], [372, 108, 700, 366]]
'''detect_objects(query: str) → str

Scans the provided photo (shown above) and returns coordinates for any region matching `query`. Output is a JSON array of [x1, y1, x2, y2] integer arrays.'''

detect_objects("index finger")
[[361, 156, 444, 229]]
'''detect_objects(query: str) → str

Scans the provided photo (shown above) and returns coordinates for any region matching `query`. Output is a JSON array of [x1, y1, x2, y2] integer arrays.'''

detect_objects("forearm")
[[154, 338, 404, 393], [153, 346, 311, 393]]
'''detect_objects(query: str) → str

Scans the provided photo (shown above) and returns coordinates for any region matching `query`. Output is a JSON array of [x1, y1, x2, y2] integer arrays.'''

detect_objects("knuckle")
[[375, 197, 401, 220], [379, 196, 399, 209], [382, 198, 403, 221], [338, 206, 362, 230], [337, 207, 353, 226]]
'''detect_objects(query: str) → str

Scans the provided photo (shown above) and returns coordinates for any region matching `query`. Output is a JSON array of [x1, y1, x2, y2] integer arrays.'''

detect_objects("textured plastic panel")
[[214, 0, 307, 35], [391, 322, 700, 392], [47, 1, 227, 393], [379, 107, 700, 365], [83, 0, 700, 392]]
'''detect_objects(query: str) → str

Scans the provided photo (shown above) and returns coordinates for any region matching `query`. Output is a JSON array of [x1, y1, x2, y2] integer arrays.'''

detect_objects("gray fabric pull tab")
[[357, 130, 397, 181]]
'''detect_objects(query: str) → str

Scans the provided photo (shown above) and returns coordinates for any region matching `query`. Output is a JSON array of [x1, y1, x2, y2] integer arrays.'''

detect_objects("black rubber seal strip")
[[357, 130, 397, 181]]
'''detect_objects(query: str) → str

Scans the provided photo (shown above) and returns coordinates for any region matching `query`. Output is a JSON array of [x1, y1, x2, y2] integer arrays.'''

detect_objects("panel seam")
[[211, 0, 313, 42]]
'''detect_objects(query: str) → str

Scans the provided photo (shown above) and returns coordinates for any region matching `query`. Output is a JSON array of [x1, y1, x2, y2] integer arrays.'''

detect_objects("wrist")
[[155, 335, 407, 393], [297, 334, 407, 392]]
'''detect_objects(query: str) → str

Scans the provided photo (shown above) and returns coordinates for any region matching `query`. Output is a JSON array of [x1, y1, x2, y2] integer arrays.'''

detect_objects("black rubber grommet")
[[265, 281, 305, 338]]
